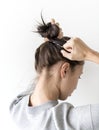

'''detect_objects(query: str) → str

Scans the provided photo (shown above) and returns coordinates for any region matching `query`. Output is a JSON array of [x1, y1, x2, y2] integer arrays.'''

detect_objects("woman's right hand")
[[61, 37, 92, 61]]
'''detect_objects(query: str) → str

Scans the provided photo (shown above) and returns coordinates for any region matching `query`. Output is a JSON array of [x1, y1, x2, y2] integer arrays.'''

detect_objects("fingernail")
[[61, 50, 64, 54]]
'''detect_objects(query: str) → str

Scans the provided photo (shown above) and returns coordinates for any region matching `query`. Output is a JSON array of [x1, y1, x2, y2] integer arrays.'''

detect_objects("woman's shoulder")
[[9, 92, 30, 114], [53, 101, 74, 109], [51, 101, 74, 115]]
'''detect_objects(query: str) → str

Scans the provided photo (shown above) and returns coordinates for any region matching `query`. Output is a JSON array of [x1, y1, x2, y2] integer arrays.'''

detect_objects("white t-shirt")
[[10, 93, 99, 130]]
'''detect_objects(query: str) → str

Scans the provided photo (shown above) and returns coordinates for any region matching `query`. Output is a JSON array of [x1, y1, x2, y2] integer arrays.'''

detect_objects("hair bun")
[[37, 19, 60, 40]]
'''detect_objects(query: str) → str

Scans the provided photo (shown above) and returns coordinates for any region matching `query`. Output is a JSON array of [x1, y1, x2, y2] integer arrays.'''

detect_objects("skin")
[[29, 62, 83, 106], [59, 64, 83, 100], [61, 37, 99, 64]]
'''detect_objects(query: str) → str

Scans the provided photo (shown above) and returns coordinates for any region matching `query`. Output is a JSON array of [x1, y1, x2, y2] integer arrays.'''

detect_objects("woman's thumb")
[[61, 50, 71, 60]]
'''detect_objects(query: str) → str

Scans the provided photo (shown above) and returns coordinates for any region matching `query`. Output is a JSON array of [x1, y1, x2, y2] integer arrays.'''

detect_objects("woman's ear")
[[60, 62, 70, 78]]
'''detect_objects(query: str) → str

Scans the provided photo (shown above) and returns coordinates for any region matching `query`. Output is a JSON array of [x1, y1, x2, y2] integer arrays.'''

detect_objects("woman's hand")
[[44, 19, 63, 42], [61, 37, 92, 61], [51, 19, 63, 39]]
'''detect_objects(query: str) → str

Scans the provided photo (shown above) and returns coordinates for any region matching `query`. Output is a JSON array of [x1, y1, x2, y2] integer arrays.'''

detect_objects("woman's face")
[[60, 65, 83, 100]]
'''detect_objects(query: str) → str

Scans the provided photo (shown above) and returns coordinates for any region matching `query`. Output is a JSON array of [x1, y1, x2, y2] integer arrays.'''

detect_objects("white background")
[[0, 0, 99, 129]]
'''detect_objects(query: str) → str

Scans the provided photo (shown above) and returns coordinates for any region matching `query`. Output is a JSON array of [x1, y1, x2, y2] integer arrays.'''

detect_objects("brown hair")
[[35, 18, 84, 73]]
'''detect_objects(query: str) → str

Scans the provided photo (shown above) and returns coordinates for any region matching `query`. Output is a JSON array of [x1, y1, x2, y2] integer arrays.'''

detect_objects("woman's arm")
[[86, 49, 99, 64], [61, 37, 99, 64]]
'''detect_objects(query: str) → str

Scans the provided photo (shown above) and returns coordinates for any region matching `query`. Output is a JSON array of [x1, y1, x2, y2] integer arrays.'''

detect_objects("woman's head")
[[35, 18, 83, 74], [34, 18, 84, 100]]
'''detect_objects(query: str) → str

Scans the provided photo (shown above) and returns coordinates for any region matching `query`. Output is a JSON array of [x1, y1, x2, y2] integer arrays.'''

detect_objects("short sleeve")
[[90, 104, 99, 130], [52, 103, 93, 130], [68, 105, 93, 130], [67, 104, 99, 130]]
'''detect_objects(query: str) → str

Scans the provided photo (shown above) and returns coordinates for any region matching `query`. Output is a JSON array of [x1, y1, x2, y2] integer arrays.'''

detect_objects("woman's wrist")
[[86, 48, 99, 64]]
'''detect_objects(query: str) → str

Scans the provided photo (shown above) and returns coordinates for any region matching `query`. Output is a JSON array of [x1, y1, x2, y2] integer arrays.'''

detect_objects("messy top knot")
[[35, 17, 84, 73], [37, 18, 60, 40]]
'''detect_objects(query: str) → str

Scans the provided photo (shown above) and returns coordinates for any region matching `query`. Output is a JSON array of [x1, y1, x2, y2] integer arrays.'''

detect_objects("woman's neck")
[[29, 72, 60, 107]]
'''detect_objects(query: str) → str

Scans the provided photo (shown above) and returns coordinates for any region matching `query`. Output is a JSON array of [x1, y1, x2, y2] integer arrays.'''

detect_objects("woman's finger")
[[51, 19, 55, 24], [56, 22, 60, 27], [61, 50, 72, 60]]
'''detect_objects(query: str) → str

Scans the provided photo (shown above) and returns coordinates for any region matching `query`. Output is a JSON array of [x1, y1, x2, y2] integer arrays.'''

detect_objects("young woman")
[[10, 18, 99, 130]]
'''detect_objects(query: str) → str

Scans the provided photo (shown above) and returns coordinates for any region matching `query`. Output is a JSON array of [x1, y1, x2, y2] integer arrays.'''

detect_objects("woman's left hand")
[[44, 19, 63, 41]]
